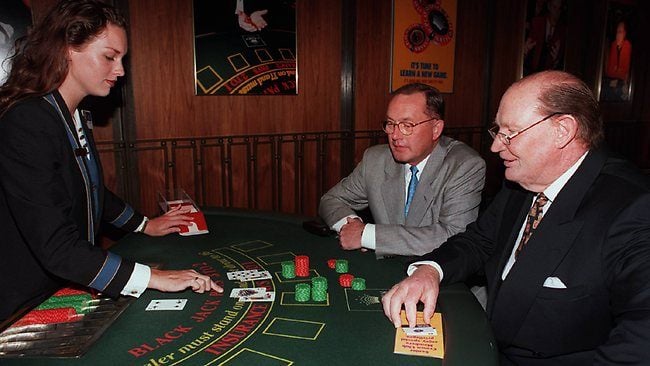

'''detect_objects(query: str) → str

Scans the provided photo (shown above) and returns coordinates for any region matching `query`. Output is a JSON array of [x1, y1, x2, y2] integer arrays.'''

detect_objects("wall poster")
[[193, 0, 297, 95], [0, 0, 31, 83], [598, 0, 635, 102], [522, 0, 568, 77], [391, 0, 457, 93]]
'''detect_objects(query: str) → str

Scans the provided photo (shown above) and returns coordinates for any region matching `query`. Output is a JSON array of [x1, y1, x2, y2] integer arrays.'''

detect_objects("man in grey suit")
[[319, 83, 486, 258]]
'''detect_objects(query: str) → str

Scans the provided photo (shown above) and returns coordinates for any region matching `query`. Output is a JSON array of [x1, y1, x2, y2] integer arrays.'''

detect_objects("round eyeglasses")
[[381, 117, 438, 136]]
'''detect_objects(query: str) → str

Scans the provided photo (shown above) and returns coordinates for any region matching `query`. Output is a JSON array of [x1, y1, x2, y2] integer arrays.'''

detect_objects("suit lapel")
[[381, 158, 405, 224], [489, 150, 606, 344]]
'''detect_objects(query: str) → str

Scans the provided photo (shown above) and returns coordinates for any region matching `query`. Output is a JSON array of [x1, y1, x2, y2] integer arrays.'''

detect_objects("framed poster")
[[0, 0, 31, 83], [598, 0, 635, 102], [390, 0, 457, 93], [192, 0, 297, 95], [522, 0, 568, 77]]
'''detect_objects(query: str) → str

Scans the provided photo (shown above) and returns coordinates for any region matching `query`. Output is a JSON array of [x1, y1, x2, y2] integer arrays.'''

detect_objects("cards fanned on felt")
[[229, 287, 275, 302], [393, 311, 444, 359]]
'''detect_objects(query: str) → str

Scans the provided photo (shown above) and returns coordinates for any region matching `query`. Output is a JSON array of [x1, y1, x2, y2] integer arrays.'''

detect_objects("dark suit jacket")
[[423, 149, 650, 364], [0, 91, 144, 322]]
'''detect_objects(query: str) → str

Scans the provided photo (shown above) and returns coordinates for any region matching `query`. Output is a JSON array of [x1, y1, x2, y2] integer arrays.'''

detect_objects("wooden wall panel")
[[127, 0, 341, 138], [354, 0, 490, 133]]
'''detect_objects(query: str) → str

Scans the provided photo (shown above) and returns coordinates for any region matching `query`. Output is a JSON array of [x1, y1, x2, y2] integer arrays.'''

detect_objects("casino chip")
[[404, 24, 430, 53], [351, 277, 366, 291], [281, 260, 296, 279], [295, 255, 310, 277], [295, 283, 311, 302], [327, 259, 337, 269], [335, 259, 348, 273], [339, 273, 355, 288]]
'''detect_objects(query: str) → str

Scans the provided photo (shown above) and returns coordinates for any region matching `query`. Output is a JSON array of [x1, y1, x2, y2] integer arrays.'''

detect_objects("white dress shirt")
[[407, 151, 589, 282], [331, 154, 431, 250]]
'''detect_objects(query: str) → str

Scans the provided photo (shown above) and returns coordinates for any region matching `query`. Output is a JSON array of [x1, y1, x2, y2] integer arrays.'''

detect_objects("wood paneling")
[[127, 0, 341, 138], [23, 0, 650, 218]]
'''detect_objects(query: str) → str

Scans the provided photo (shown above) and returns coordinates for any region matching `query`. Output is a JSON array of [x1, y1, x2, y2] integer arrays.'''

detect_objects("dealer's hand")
[[237, 12, 258, 32], [339, 217, 364, 250], [382, 265, 440, 328], [148, 269, 223, 294], [249, 9, 268, 30], [144, 205, 193, 236]]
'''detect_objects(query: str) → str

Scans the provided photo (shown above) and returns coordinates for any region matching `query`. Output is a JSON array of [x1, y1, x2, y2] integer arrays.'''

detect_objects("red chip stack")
[[295, 255, 310, 277], [339, 273, 355, 287], [52, 287, 88, 297], [327, 259, 337, 269], [13, 307, 78, 327]]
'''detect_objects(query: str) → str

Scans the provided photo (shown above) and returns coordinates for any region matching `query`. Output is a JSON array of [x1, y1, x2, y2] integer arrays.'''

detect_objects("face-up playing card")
[[229, 287, 267, 298], [239, 291, 275, 302], [145, 299, 188, 311], [227, 270, 272, 281], [402, 325, 437, 336]]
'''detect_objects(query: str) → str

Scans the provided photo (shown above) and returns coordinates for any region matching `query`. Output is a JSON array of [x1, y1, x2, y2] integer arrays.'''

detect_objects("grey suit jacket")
[[319, 136, 485, 257]]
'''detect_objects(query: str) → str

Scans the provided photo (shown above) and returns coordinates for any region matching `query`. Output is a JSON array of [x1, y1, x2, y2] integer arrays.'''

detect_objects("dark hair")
[[391, 83, 445, 119], [0, 0, 126, 115], [531, 71, 604, 148]]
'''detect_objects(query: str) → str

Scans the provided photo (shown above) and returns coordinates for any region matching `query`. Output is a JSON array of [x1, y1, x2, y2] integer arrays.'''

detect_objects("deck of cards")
[[229, 287, 275, 302], [158, 189, 208, 236]]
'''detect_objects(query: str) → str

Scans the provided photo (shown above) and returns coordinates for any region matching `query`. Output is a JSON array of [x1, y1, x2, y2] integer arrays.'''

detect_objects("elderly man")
[[382, 71, 650, 364], [319, 83, 485, 258]]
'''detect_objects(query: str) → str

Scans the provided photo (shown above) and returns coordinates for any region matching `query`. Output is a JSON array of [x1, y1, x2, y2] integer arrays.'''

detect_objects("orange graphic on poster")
[[391, 0, 457, 92]]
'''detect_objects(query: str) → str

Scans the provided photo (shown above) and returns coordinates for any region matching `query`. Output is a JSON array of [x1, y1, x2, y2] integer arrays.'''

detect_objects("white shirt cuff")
[[407, 260, 444, 282], [134, 217, 148, 233], [360, 223, 376, 250], [120, 263, 150, 297], [331, 215, 361, 233]]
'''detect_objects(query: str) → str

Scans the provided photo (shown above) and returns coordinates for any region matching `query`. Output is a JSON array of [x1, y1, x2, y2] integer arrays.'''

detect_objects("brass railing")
[[96, 127, 484, 216], [96, 121, 648, 217]]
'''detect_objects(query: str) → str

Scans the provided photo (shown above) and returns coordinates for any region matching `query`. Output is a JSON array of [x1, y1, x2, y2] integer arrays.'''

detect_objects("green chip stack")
[[311, 277, 328, 302], [335, 259, 349, 273], [295, 283, 311, 302], [36, 294, 93, 314], [351, 277, 366, 291], [281, 261, 296, 279]]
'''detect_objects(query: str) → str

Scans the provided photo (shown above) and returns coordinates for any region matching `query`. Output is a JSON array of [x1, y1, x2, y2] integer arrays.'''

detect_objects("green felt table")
[[6, 208, 497, 365]]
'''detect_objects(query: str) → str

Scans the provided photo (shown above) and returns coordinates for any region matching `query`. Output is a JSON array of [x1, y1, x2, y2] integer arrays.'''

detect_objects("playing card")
[[229, 287, 267, 298], [238, 270, 272, 280], [403, 325, 437, 336], [145, 299, 188, 311], [227, 270, 260, 280], [227, 270, 271, 281], [239, 291, 275, 302]]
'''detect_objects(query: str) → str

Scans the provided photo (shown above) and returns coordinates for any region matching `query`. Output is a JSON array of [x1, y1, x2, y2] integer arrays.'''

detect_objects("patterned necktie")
[[515, 193, 549, 258], [404, 165, 419, 217]]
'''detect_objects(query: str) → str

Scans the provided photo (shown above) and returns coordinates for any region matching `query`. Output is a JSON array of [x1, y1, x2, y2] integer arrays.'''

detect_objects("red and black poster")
[[193, 0, 297, 95]]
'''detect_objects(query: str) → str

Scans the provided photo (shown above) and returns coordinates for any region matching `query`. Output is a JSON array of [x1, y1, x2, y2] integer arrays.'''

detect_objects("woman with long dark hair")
[[0, 0, 222, 323]]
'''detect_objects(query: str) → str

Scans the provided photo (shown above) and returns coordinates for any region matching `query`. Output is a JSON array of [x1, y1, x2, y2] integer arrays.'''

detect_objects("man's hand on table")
[[339, 217, 365, 250], [148, 269, 223, 294], [144, 205, 193, 236], [382, 265, 441, 328]]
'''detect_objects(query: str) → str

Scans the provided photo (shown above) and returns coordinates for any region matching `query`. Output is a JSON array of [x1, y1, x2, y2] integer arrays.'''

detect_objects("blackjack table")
[[2, 208, 497, 365]]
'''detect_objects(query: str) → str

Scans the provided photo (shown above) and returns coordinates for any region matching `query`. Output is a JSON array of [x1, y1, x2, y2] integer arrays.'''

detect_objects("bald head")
[[508, 71, 603, 149]]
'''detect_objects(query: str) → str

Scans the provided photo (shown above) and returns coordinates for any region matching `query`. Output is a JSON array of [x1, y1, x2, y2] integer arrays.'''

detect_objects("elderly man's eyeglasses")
[[488, 112, 567, 145], [381, 117, 438, 136]]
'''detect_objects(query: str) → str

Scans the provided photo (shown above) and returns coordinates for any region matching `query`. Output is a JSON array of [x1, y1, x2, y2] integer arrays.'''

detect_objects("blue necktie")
[[405, 165, 419, 217]]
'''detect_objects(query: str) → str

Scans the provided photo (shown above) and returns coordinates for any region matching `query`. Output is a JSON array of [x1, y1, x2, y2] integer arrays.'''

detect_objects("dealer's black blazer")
[[0, 91, 144, 321], [423, 148, 650, 364]]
